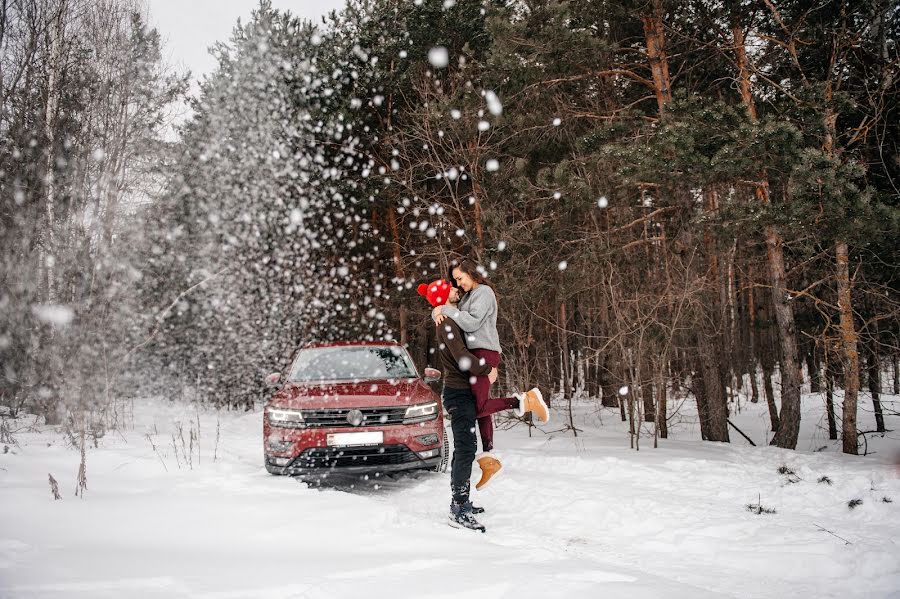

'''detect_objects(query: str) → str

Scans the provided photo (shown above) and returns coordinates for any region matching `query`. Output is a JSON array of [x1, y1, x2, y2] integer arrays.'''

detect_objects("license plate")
[[326, 431, 384, 447]]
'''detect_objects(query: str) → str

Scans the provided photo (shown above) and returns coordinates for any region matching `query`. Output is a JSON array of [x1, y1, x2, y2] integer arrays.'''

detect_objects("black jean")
[[442, 386, 477, 504]]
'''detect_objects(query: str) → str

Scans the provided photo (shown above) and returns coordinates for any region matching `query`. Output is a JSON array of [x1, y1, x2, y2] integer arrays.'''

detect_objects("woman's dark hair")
[[448, 258, 499, 302]]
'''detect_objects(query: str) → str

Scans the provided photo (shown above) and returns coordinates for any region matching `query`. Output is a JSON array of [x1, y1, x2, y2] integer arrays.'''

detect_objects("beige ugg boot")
[[514, 387, 550, 424], [475, 453, 503, 490]]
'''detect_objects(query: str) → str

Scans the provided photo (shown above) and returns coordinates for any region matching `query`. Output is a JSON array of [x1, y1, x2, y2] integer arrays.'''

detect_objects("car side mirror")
[[424, 367, 441, 383], [265, 372, 282, 387]]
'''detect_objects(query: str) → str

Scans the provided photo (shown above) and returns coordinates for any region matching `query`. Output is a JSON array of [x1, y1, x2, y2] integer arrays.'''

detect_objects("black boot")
[[449, 501, 486, 532], [449, 499, 484, 514]]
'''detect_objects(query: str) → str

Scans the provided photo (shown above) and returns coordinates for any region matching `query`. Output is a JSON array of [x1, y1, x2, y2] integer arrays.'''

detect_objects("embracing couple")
[[417, 259, 549, 533]]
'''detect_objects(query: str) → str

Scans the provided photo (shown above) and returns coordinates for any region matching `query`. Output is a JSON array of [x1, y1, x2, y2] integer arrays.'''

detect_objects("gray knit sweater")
[[440, 284, 501, 353]]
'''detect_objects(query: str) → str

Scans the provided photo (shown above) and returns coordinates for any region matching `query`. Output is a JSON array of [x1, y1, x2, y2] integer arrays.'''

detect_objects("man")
[[434, 297, 497, 532], [437, 315, 496, 532]]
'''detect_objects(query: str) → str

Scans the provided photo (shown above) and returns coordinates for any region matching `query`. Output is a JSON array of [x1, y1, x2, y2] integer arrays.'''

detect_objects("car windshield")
[[288, 345, 419, 382]]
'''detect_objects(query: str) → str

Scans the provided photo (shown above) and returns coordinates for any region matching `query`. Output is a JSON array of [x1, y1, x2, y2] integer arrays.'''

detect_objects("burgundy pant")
[[471, 349, 518, 453]]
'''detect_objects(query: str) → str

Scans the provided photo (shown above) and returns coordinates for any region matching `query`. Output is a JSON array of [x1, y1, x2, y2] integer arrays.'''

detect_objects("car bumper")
[[264, 418, 444, 477], [265, 452, 442, 477]]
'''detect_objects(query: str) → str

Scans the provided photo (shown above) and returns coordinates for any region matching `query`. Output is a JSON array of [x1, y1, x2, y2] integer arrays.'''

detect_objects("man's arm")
[[437, 320, 492, 376]]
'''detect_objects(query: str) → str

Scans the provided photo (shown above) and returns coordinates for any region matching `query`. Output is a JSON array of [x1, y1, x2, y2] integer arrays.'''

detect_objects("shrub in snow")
[[746, 494, 776, 515], [778, 465, 801, 484]]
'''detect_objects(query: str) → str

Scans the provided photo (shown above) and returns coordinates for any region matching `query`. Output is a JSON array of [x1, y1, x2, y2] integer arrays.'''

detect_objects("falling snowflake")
[[597, 196, 609, 208], [485, 159, 499, 172], [31, 304, 74, 326], [428, 47, 449, 69], [558, 261, 568, 271], [484, 90, 502, 115]]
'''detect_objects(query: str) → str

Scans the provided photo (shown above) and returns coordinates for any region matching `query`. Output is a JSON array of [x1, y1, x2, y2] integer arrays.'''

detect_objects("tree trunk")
[[810, 346, 822, 394], [835, 240, 859, 454], [749, 363, 760, 404], [600, 366, 620, 408], [560, 301, 572, 399], [746, 266, 760, 404], [559, 301, 577, 436], [627, 357, 637, 448], [642, 365, 655, 423], [805, 351, 816, 393], [763, 226, 802, 449], [867, 338, 886, 433], [386, 206, 408, 346], [893, 350, 899, 395], [657, 368, 668, 439], [732, 24, 757, 120], [696, 336, 730, 442], [825, 368, 838, 441], [598, 286, 620, 408], [42, 0, 68, 306], [762, 354, 780, 432], [731, 20, 802, 448], [641, 0, 673, 116]]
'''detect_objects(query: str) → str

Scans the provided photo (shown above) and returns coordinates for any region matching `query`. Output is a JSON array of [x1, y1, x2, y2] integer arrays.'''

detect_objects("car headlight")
[[267, 408, 304, 428], [403, 402, 438, 424]]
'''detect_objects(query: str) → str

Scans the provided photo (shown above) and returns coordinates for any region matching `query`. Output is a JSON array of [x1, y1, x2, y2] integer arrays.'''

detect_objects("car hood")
[[268, 378, 436, 410]]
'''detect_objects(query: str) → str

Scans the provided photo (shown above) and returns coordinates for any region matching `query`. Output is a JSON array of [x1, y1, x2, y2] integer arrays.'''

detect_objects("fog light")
[[271, 457, 293, 466], [267, 440, 293, 452], [416, 433, 439, 445], [417, 448, 440, 459]]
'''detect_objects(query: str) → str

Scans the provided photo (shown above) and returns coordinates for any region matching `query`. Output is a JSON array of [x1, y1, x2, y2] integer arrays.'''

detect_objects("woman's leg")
[[469, 362, 495, 453], [470, 349, 518, 452], [472, 349, 518, 420], [475, 396, 520, 419]]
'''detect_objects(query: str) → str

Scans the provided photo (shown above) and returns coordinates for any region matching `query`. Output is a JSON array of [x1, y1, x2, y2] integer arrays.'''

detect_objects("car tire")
[[432, 424, 450, 473]]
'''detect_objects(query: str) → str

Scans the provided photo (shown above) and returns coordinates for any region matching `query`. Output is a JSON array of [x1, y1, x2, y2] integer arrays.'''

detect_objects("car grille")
[[294, 444, 422, 469], [300, 406, 408, 428]]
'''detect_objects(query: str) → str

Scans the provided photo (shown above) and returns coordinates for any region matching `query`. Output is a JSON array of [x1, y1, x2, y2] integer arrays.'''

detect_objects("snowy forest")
[[2, 0, 899, 456], [3, 0, 900, 596]]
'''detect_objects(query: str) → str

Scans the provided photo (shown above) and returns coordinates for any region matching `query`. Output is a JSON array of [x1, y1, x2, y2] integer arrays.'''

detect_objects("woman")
[[433, 259, 549, 490]]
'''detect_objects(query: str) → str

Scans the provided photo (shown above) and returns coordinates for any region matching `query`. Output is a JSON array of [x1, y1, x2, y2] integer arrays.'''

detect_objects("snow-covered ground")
[[2, 390, 898, 598]]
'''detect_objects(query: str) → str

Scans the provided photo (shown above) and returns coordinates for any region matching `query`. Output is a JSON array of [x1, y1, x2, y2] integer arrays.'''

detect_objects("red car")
[[263, 342, 449, 478]]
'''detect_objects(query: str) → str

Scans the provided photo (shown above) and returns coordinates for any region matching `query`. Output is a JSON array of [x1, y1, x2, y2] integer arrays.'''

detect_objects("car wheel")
[[432, 424, 450, 473]]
